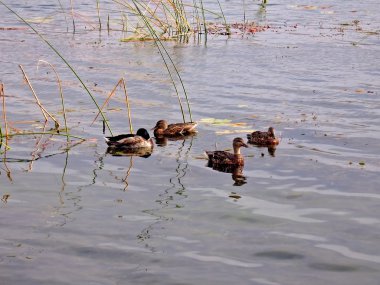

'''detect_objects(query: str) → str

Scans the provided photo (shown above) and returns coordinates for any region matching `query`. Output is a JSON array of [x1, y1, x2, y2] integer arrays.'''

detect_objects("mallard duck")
[[247, 127, 279, 146], [205, 137, 248, 166], [105, 128, 154, 149], [152, 120, 197, 137]]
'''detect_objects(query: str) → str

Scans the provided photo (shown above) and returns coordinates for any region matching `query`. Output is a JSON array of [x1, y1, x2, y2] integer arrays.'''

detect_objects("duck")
[[247, 127, 280, 146], [152, 120, 197, 137], [205, 137, 248, 166], [105, 128, 154, 149]]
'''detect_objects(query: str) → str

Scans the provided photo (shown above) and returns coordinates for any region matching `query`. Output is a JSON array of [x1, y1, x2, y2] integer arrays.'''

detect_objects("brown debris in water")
[[207, 22, 270, 36]]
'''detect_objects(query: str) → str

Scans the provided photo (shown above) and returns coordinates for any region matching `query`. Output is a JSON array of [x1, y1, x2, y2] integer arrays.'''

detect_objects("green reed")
[[0, 0, 113, 136], [131, 0, 193, 122]]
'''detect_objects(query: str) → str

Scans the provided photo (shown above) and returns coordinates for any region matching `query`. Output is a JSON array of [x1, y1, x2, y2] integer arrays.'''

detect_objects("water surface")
[[1, 1, 380, 284]]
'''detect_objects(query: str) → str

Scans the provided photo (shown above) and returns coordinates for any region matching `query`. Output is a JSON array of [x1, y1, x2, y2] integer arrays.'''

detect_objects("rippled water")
[[1, 1, 380, 284]]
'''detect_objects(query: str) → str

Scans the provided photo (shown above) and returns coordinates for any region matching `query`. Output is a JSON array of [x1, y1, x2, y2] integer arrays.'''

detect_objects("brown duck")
[[152, 120, 197, 137], [247, 127, 279, 146], [205, 137, 248, 166]]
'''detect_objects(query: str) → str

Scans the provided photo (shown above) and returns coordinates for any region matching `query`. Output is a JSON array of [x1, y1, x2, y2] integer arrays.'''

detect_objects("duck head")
[[268, 127, 275, 137], [233, 137, 248, 155], [136, 128, 151, 140], [152, 120, 168, 136]]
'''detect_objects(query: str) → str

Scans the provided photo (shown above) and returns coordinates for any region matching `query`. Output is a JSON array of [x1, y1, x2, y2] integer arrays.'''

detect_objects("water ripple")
[[179, 251, 261, 268], [316, 244, 380, 264], [193, 187, 345, 223]]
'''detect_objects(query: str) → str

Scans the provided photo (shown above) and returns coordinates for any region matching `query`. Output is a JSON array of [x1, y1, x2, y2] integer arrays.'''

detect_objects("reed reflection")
[[138, 136, 194, 250]]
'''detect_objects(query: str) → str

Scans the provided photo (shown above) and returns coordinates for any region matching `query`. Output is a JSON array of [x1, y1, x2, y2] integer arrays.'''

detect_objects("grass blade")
[[0, 1, 113, 135]]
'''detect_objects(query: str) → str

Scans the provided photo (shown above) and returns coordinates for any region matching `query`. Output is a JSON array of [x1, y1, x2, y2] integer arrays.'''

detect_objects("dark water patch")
[[309, 262, 359, 272], [255, 250, 304, 260]]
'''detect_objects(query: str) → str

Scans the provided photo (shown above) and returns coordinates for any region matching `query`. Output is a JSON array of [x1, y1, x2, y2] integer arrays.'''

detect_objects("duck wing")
[[166, 122, 198, 135], [247, 131, 279, 146], [105, 134, 135, 143], [206, 150, 235, 164], [247, 131, 266, 140]]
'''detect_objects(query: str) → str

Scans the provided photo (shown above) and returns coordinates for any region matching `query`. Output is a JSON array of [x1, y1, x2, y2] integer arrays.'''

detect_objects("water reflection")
[[207, 162, 247, 186], [154, 132, 197, 147], [106, 146, 152, 158], [138, 137, 194, 249], [250, 145, 277, 157]]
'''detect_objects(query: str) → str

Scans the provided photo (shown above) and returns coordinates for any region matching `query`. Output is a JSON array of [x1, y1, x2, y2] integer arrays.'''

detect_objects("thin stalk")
[[19, 65, 60, 129], [4, 132, 85, 141], [1, 83, 9, 138], [37, 60, 69, 141], [199, 0, 207, 42], [132, 0, 193, 122], [28, 121, 48, 171], [0, 1, 113, 135], [107, 14, 110, 34], [96, 0, 102, 30], [57, 0, 69, 32], [70, 0, 76, 32], [121, 78, 133, 134], [91, 78, 122, 125], [216, 0, 230, 34]]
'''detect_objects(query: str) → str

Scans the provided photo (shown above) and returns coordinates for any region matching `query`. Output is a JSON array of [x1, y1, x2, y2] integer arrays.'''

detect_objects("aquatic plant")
[[0, 1, 114, 135], [37, 60, 69, 139], [130, 0, 194, 123], [92, 78, 134, 134]]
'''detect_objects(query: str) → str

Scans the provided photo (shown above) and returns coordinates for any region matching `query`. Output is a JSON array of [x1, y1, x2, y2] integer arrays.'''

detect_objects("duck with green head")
[[105, 128, 154, 150]]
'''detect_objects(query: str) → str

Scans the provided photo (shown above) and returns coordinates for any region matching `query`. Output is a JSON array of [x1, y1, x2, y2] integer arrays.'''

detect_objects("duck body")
[[206, 151, 245, 166], [153, 120, 197, 137], [105, 128, 154, 149], [206, 137, 248, 166], [247, 127, 279, 146]]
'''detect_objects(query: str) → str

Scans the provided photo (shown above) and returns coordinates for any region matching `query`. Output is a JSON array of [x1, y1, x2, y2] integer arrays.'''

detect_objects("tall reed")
[[0, 1, 113, 135], [131, 0, 193, 122], [37, 60, 69, 140]]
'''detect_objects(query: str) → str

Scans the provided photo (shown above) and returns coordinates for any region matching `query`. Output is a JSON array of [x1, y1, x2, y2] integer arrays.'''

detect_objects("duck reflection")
[[154, 132, 197, 147], [267, 146, 277, 156], [207, 162, 247, 186], [106, 147, 152, 158]]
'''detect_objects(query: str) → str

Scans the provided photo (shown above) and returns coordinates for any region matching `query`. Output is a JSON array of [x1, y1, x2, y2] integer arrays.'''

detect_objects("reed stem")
[[121, 78, 133, 134], [0, 1, 113, 135], [132, 0, 193, 122], [37, 60, 69, 140], [19, 65, 60, 129]]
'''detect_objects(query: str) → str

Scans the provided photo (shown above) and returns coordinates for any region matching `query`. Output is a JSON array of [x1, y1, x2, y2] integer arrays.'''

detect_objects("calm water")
[[1, 1, 380, 284]]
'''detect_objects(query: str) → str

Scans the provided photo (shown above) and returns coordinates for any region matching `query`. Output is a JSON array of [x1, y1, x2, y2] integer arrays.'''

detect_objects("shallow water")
[[1, 1, 380, 284]]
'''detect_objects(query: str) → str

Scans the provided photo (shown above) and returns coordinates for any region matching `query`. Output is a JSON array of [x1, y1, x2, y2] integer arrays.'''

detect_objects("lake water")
[[1, 1, 380, 284]]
